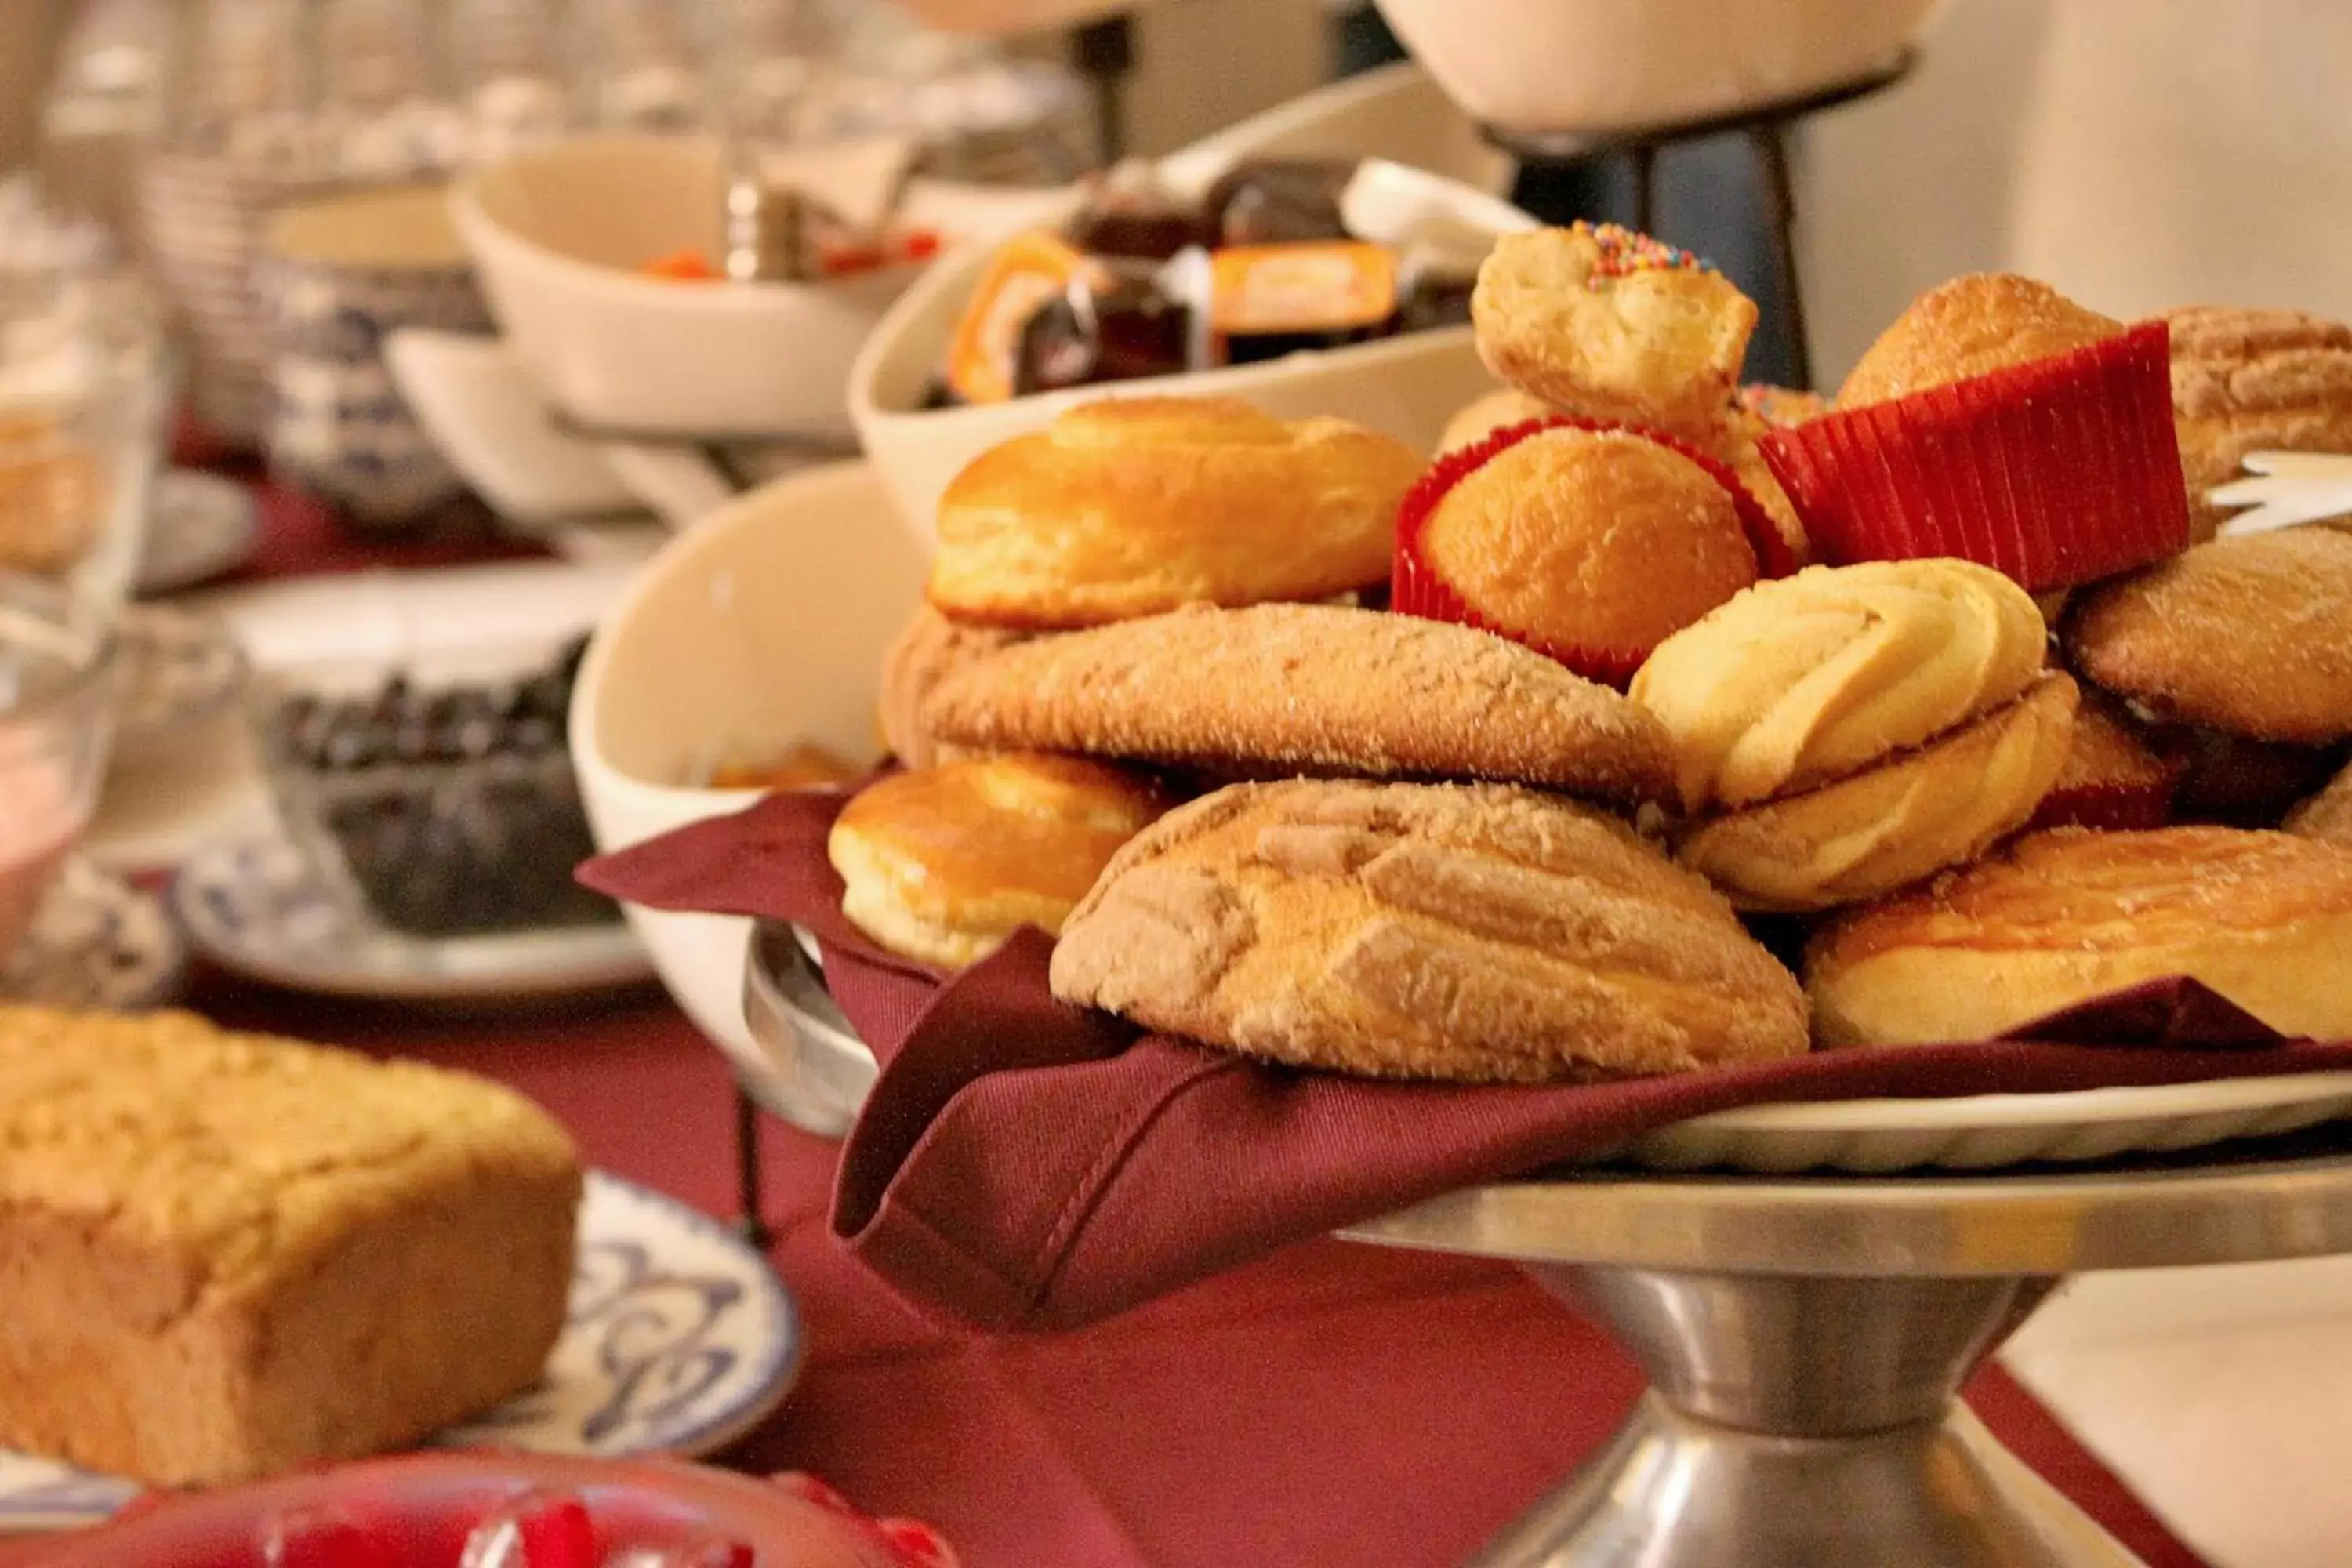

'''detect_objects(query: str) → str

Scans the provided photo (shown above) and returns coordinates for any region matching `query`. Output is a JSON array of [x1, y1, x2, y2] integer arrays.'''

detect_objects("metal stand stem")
[[1476, 1265, 2137, 1567], [733, 1079, 771, 1249]]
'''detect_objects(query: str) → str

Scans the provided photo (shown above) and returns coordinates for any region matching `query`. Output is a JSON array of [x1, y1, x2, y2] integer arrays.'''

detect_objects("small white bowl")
[[571, 461, 924, 1075], [848, 157, 1535, 543], [383, 329, 637, 525], [451, 134, 930, 442], [1374, 0, 1944, 137]]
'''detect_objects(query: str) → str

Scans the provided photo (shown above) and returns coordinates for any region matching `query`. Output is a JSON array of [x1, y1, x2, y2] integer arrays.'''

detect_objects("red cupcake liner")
[[1759, 321, 2190, 593], [1391, 413, 1798, 687]]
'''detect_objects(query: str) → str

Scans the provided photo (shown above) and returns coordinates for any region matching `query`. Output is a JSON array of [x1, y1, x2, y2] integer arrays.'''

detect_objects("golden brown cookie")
[[2158, 305, 2352, 539], [2066, 528, 2352, 744], [829, 754, 1171, 970], [1472, 223, 1759, 441], [1051, 779, 1809, 1082], [921, 603, 1678, 806], [1836, 274, 2122, 409], [878, 603, 1028, 769], [1808, 826, 2352, 1045], [927, 396, 1424, 630], [1675, 673, 2080, 912]]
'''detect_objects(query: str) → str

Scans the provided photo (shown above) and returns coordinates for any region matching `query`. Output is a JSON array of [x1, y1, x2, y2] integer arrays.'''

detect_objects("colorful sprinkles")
[[1578, 221, 1715, 285]]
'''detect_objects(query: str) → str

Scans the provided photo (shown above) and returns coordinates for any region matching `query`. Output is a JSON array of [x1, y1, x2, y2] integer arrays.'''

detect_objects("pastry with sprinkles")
[[1470, 221, 1759, 441]]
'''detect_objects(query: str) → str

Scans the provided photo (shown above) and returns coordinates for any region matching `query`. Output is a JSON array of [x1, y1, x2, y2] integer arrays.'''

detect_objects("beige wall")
[[1121, 0, 1326, 154], [0, 0, 70, 173]]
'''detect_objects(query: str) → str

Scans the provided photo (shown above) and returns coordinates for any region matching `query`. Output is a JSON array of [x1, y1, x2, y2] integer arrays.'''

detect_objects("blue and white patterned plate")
[[0, 1171, 799, 1533], [1, 858, 184, 1013]]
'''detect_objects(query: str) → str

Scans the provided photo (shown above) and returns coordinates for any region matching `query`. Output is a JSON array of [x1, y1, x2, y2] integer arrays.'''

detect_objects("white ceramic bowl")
[[451, 134, 928, 442], [571, 461, 923, 1076], [1374, 0, 1942, 136], [849, 156, 1535, 543]]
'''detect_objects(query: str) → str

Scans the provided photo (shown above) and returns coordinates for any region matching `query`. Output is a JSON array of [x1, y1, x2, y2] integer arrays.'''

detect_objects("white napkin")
[[2003, 1257, 2352, 1568]]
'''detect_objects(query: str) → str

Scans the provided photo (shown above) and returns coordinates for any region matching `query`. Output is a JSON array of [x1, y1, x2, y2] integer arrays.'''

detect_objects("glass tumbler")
[[0, 572, 118, 965]]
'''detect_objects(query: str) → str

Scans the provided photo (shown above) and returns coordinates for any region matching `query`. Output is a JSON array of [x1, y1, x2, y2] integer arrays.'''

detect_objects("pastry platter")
[[0, 1172, 800, 1534]]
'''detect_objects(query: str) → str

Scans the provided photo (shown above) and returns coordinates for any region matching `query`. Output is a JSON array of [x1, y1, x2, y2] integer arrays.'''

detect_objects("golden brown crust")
[[921, 603, 1678, 806], [1807, 827, 2352, 1045], [1632, 560, 2051, 813], [1836, 274, 2122, 409], [2157, 305, 2352, 539], [1421, 427, 1758, 658], [1436, 387, 1555, 454], [2050, 693, 2179, 800], [0, 1008, 579, 1485], [828, 754, 1171, 969], [1675, 673, 2080, 911], [926, 396, 1424, 629], [1718, 406, 1811, 564], [1051, 779, 1809, 1082], [1737, 384, 1829, 428], [1472, 227, 1759, 440], [2066, 528, 2352, 743], [878, 603, 1029, 769]]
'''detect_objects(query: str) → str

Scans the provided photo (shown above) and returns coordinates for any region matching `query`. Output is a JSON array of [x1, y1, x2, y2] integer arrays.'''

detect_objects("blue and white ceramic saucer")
[[1, 858, 183, 1013], [0, 1172, 799, 1533]]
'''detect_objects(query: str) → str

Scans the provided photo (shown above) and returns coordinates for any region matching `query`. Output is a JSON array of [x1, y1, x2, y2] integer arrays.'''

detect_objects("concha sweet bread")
[[829, 753, 1171, 970], [927, 396, 1423, 629], [2158, 305, 2352, 539], [1051, 779, 1810, 1082], [1630, 559, 2049, 814], [877, 603, 1027, 770], [2065, 528, 2352, 744], [1807, 826, 2352, 1045], [1472, 223, 1759, 440]]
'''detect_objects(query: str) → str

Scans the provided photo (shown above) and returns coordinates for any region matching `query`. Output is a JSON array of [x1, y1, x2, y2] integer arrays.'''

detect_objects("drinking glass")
[[0, 572, 118, 964]]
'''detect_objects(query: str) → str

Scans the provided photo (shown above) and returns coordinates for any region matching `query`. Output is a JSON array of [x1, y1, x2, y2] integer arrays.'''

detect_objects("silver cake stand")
[[1345, 1140, 2352, 1567]]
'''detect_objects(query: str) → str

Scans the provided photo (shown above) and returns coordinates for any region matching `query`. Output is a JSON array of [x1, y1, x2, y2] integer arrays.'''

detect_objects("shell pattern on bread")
[[1051, 779, 1810, 1083]]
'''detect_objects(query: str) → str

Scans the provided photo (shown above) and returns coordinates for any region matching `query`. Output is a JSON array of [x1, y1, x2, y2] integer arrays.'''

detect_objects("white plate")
[[172, 837, 653, 1006], [136, 470, 260, 596], [1625, 1073, 2352, 1174], [0, 1171, 799, 1532], [2, 858, 183, 1012]]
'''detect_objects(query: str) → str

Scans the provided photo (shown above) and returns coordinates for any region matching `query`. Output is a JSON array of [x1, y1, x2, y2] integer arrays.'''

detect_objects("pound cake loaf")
[[0, 1007, 582, 1486]]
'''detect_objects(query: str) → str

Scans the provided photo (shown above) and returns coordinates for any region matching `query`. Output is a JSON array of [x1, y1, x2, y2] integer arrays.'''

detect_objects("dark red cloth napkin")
[[582, 789, 2352, 1331]]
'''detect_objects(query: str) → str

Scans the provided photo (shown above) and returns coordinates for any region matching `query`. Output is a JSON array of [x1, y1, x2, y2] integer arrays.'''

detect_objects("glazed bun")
[[1808, 827, 2352, 1046], [927, 396, 1424, 629], [1837, 274, 2122, 409], [1472, 223, 1758, 440], [1632, 559, 2049, 813], [1414, 426, 1760, 675], [1436, 387, 1554, 454], [2066, 528, 2352, 744], [1675, 673, 2080, 912], [828, 754, 1169, 970], [1051, 779, 1810, 1083], [2159, 305, 2352, 539]]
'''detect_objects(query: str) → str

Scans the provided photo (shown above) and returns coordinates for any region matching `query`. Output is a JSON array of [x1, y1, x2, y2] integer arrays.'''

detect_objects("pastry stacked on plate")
[[833, 220, 2352, 1083]]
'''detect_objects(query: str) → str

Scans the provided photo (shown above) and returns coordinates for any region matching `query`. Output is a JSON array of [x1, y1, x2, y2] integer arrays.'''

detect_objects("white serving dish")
[[1374, 0, 1943, 137], [848, 154, 1535, 543], [383, 328, 638, 524], [571, 461, 923, 1073], [450, 134, 935, 443]]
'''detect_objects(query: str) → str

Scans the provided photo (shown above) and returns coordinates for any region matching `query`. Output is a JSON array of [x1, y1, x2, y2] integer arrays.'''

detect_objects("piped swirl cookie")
[[1630, 560, 2077, 909], [1051, 779, 1810, 1083]]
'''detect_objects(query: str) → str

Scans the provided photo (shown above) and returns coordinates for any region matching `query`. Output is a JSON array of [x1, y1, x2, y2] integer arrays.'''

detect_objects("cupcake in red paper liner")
[[1392, 413, 1797, 686], [2024, 692, 2184, 833], [1760, 274, 2191, 593]]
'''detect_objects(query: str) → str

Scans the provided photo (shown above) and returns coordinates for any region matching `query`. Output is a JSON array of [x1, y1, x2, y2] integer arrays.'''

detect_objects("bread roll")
[[829, 754, 1170, 970], [1675, 673, 2080, 911], [1631, 559, 2049, 813], [2159, 305, 2352, 539], [1052, 779, 1809, 1082], [0, 1008, 579, 1486], [921, 603, 1678, 806], [1837, 274, 2122, 408], [1472, 223, 1758, 440], [927, 396, 1423, 629], [1808, 826, 2352, 1045], [2066, 528, 2352, 743]]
